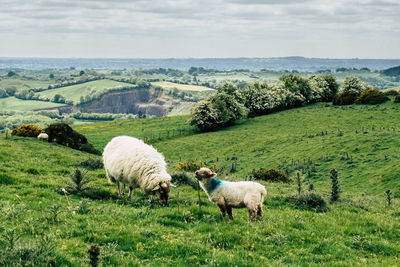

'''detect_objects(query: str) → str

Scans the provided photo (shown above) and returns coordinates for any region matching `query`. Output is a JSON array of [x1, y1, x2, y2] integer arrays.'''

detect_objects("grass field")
[[152, 81, 214, 91], [1, 102, 400, 265], [0, 96, 66, 111], [0, 77, 53, 91], [35, 79, 133, 102]]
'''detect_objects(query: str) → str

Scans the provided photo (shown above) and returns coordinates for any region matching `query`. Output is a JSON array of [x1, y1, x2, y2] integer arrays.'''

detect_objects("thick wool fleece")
[[199, 178, 267, 208], [103, 136, 171, 194]]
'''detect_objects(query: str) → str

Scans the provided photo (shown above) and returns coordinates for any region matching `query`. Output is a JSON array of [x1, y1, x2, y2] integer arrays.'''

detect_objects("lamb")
[[103, 136, 173, 205], [37, 133, 49, 141], [195, 167, 266, 221]]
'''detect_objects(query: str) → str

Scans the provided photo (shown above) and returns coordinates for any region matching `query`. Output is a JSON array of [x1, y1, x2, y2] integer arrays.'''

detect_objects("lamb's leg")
[[128, 186, 134, 199], [216, 198, 226, 220], [218, 204, 227, 220], [227, 206, 234, 220], [244, 194, 258, 221]]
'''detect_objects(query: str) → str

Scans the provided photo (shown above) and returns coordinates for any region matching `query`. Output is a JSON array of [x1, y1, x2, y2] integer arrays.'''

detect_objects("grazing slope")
[[1, 102, 399, 265], [152, 81, 214, 91], [0, 96, 66, 111], [36, 79, 133, 102]]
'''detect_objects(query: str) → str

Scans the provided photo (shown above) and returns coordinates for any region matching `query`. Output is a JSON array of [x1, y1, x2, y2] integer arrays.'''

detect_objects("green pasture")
[[0, 96, 65, 111]]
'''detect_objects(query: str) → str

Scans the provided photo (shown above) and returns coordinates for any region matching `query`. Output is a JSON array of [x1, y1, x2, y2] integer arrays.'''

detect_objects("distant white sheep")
[[103, 136, 173, 204], [37, 133, 48, 141], [195, 167, 266, 221]]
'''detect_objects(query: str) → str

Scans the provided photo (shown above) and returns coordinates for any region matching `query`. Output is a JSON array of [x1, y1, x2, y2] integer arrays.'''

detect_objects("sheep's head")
[[152, 181, 174, 205], [195, 167, 216, 181]]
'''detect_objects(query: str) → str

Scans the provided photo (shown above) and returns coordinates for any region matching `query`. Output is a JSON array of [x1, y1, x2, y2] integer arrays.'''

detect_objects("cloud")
[[0, 0, 398, 58]]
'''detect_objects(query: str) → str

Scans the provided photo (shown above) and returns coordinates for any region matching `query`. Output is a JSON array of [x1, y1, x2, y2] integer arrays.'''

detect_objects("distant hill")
[[382, 65, 400, 76], [1, 57, 400, 71]]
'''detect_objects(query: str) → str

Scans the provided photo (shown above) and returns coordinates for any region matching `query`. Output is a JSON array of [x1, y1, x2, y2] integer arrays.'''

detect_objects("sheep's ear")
[[170, 183, 176, 187], [153, 185, 160, 191]]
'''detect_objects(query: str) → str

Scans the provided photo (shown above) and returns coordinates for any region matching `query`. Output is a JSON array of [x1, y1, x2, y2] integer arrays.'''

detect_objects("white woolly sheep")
[[103, 136, 174, 204], [195, 167, 266, 221], [37, 133, 48, 141]]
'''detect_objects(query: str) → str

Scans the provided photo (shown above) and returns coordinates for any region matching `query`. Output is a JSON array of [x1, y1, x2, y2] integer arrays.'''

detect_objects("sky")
[[0, 0, 399, 58]]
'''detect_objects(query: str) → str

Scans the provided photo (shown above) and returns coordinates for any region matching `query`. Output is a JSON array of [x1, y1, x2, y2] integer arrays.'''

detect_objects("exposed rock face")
[[79, 89, 171, 117]]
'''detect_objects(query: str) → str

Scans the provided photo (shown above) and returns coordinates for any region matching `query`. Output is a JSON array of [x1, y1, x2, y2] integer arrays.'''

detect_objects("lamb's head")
[[152, 181, 174, 205], [195, 167, 216, 182]]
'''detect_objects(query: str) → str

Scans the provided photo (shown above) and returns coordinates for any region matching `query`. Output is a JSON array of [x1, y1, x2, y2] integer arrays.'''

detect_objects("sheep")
[[195, 167, 266, 221], [37, 133, 48, 141], [103, 136, 174, 205]]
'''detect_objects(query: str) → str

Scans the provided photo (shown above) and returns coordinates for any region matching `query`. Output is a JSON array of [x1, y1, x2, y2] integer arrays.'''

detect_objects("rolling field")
[[1, 102, 400, 265], [35, 79, 133, 102], [0, 78, 53, 91], [152, 81, 214, 91], [0, 96, 66, 111]]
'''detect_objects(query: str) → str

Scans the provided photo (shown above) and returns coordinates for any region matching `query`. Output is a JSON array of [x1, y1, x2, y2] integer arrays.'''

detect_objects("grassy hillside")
[[1, 102, 400, 265], [0, 96, 66, 111], [0, 77, 53, 91], [35, 79, 133, 102], [152, 81, 214, 92]]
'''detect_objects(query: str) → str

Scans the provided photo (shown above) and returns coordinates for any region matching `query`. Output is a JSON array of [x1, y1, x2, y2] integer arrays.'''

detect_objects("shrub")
[[45, 123, 99, 154], [242, 82, 304, 116], [252, 168, 290, 183], [11, 124, 44, 137], [0, 88, 8, 98], [333, 90, 359, 105], [395, 95, 400, 103], [280, 74, 312, 102], [189, 88, 245, 131], [171, 172, 190, 186], [355, 89, 389, 105], [330, 168, 341, 203], [342, 76, 366, 94], [384, 89, 399, 96], [288, 193, 329, 212]]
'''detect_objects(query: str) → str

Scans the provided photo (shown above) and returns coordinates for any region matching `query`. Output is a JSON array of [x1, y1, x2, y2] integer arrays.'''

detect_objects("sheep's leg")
[[257, 204, 263, 217], [226, 206, 234, 220], [121, 183, 126, 195], [128, 186, 134, 199], [116, 181, 121, 196], [218, 204, 227, 220]]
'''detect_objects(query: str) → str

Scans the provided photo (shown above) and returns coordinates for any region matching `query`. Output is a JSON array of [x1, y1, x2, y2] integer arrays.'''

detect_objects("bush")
[[170, 173, 199, 190], [252, 168, 290, 183], [333, 90, 359, 105], [45, 123, 99, 154], [288, 193, 329, 212], [280, 74, 312, 102], [189, 88, 245, 131], [242, 82, 304, 116], [0, 88, 8, 98], [355, 89, 389, 105], [394, 95, 400, 103], [384, 89, 399, 96], [11, 124, 44, 137]]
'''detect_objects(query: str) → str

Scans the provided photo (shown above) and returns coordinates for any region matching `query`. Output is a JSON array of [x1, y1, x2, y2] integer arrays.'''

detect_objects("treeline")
[[70, 112, 136, 121], [189, 74, 340, 131]]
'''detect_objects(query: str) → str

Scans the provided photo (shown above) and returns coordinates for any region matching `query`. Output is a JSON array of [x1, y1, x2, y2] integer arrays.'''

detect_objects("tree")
[[49, 73, 55, 79], [7, 70, 16, 77], [189, 91, 245, 131], [217, 83, 243, 103], [280, 74, 311, 102], [0, 88, 8, 98], [79, 70, 85, 76], [342, 76, 372, 94]]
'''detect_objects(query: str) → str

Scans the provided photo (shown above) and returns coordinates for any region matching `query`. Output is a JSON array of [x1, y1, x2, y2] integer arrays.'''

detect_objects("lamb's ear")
[[210, 172, 217, 178], [153, 185, 160, 191]]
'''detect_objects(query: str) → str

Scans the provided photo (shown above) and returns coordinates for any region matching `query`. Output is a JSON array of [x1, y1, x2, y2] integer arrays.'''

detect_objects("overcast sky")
[[0, 0, 399, 58]]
